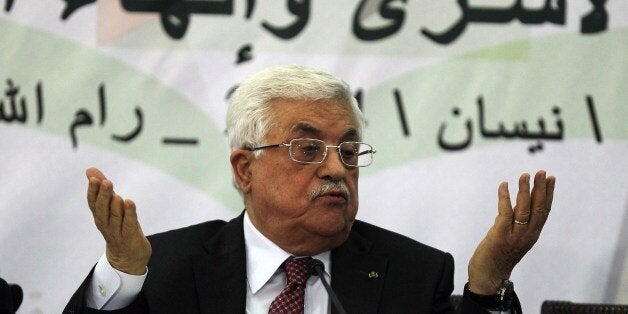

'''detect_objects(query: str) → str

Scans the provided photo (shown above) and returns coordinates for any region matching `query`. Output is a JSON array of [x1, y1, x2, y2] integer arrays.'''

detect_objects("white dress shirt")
[[243, 213, 331, 314], [86, 212, 332, 313]]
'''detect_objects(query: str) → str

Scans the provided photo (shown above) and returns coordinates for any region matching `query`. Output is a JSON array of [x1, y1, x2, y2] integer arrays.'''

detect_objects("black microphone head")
[[0, 278, 22, 313], [306, 258, 324, 276], [9, 284, 22, 312]]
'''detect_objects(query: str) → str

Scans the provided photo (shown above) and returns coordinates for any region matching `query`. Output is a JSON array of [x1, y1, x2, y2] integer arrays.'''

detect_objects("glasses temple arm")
[[246, 143, 286, 151]]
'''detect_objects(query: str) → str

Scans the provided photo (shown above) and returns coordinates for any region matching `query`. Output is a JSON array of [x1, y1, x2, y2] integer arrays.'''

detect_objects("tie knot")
[[284, 257, 311, 286]]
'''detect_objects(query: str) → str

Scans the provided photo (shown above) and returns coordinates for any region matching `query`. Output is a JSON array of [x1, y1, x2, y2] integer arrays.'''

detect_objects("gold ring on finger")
[[514, 219, 529, 225]]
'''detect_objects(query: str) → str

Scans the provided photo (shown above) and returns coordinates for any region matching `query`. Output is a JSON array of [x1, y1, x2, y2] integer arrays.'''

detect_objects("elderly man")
[[64, 65, 555, 313]]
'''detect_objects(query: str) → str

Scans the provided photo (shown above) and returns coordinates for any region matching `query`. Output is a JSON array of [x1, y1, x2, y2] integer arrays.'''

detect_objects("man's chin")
[[289, 216, 355, 255], [305, 230, 351, 254], [310, 216, 353, 239]]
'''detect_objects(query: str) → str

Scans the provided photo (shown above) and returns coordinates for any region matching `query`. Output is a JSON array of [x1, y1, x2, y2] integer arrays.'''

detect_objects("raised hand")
[[86, 167, 152, 275], [467, 170, 556, 294]]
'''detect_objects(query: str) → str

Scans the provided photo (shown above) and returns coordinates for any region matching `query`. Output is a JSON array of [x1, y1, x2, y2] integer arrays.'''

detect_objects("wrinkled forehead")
[[268, 98, 361, 141], [288, 122, 360, 142]]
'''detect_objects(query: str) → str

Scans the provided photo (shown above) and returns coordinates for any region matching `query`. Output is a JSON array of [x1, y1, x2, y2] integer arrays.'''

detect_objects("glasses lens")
[[291, 139, 325, 163], [340, 142, 373, 167]]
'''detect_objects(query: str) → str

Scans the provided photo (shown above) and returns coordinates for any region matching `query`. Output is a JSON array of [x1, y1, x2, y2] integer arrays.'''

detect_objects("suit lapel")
[[192, 213, 247, 314], [331, 226, 387, 314], [188, 214, 388, 314]]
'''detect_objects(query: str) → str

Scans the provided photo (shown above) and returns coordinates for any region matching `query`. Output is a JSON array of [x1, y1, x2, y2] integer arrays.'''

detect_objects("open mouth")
[[318, 190, 349, 203]]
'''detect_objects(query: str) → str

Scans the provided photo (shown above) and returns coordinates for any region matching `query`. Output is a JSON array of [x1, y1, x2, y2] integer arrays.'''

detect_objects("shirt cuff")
[[85, 253, 147, 310]]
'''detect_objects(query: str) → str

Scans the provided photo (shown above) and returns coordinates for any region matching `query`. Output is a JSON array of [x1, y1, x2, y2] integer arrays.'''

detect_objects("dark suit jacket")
[[64, 213, 521, 313]]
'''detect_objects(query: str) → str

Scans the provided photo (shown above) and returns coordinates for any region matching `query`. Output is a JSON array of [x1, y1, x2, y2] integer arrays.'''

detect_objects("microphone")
[[0, 278, 22, 314], [306, 258, 347, 314]]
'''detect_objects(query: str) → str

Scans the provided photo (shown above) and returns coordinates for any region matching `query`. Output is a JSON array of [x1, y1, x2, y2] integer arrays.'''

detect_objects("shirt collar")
[[243, 211, 331, 294]]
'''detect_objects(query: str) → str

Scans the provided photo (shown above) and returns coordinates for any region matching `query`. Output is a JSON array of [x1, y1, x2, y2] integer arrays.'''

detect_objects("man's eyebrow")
[[343, 128, 359, 139], [290, 123, 360, 140], [291, 122, 323, 137]]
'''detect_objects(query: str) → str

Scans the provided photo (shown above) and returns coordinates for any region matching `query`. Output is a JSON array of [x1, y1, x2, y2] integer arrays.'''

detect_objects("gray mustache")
[[308, 180, 350, 202]]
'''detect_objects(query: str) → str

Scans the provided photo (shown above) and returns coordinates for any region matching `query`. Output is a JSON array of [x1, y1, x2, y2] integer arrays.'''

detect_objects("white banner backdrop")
[[1, 1, 627, 312]]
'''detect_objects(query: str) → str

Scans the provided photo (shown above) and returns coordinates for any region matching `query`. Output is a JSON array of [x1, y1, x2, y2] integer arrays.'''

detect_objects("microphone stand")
[[307, 259, 347, 314]]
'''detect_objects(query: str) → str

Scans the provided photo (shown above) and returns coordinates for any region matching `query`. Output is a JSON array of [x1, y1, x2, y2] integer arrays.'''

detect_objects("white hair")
[[226, 65, 364, 154]]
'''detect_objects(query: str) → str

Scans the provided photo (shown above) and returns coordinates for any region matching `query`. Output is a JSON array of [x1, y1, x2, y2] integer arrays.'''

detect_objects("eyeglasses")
[[246, 138, 376, 167]]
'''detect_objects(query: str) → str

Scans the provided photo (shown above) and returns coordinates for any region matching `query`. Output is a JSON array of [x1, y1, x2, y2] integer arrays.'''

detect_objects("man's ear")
[[230, 149, 253, 194]]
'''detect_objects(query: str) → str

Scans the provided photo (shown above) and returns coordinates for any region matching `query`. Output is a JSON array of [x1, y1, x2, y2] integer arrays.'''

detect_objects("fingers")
[[90, 177, 137, 233], [527, 171, 548, 232], [110, 194, 124, 232], [508, 170, 555, 237], [87, 177, 100, 211], [122, 199, 140, 235], [545, 176, 556, 213], [86, 167, 107, 181], [496, 181, 513, 222], [86, 167, 107, 211], [513, 173, 531, 229], [86, 168, 140, 234], [93, 179, 114, 228], [537, 175, 555, 231]]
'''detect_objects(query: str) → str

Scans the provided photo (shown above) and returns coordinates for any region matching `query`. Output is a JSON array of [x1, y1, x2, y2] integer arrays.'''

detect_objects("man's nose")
[[317, 148, 348, 181]]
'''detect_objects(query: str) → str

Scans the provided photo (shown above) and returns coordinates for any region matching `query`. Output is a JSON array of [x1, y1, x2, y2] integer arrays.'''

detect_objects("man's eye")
[[301, 144, 320, 153], [341, 148, 356, 157]]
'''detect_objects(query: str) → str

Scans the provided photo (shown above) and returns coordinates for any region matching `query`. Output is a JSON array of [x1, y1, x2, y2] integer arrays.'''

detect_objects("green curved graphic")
[[0, 19, 241, 211], [362, 28, 628, 174]]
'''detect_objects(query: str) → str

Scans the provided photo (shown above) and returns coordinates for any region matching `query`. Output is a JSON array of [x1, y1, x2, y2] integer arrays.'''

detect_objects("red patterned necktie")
[[268, 257, 312, 314]]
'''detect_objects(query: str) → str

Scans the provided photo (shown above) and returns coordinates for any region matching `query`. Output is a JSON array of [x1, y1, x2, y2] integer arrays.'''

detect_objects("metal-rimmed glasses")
[[246, 138, 376, 167]]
